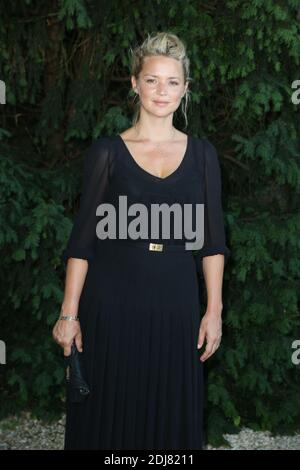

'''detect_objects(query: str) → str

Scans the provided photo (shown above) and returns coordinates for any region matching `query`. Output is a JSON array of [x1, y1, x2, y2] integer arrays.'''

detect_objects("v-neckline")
[[116, 133, 190, 182]]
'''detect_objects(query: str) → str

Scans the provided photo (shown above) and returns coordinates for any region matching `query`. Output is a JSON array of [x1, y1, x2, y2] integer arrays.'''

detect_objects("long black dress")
[[62, 133, 230, 450]]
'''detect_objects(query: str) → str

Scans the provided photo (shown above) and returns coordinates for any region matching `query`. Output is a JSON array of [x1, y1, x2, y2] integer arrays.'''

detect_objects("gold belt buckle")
[[149, 243, 163, 252]]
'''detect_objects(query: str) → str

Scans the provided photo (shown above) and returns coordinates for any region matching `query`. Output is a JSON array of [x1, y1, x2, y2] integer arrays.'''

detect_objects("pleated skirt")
[[64, 240, 204, 450]]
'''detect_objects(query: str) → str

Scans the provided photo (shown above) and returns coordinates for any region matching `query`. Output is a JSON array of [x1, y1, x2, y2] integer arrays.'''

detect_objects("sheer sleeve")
[[62, 137, 112, 263], [195, 139, 231, 270]]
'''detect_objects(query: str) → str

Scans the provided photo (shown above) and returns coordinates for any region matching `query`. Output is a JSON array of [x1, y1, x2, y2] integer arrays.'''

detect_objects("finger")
[[64, 344, 72, 357], [197, 326, 206, 349], [200, 345, 213, 362], [201, 339, 220, 361], [200, 339, 217, 361], [210, 342, 219, 357], [75, 333, 83, 352]]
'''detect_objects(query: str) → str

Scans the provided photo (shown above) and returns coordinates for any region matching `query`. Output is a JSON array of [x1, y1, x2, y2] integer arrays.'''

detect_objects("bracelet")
[[59, 315, 79, 321]]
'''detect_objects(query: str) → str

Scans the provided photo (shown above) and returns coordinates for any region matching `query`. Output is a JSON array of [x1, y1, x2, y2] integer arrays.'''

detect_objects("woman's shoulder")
[[83, 136, 117, 173], [189, 136, 221, 178], [85, 135, 117, 158], [191, 135, 214, 147], [191, 135, 218, 157], [88, 135, 114, 149]]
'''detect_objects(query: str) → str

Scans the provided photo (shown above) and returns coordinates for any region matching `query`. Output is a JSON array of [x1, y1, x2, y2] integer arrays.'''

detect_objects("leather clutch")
[[64, 341, 90, 403]]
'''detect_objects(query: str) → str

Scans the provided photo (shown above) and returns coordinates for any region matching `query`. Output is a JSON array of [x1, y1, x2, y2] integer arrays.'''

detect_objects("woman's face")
[[132, 55, 187, 117]]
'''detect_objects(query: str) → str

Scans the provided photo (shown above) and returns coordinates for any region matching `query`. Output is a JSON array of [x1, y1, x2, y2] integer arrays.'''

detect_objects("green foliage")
[[0, 0, 300, 446], [0, 139, 77, 419]]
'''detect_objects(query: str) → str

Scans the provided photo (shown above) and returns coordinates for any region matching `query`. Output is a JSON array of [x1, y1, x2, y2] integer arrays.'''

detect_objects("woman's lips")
[[153, 101, 169, 107]]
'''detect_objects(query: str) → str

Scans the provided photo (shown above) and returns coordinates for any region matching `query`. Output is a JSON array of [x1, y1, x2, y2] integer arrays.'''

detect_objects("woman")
[[52, 31, 230, 450]]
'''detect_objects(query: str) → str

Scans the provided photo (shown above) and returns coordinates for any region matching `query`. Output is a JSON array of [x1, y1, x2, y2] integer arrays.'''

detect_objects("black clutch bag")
[[64, 341, 90, 403]]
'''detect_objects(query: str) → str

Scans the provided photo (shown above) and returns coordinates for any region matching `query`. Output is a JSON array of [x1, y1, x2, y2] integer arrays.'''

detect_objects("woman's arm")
[[61, 258, 88, 315], [52, 258, 88, 355], [52, 138, 112, 355], [195, 139, 230, 361], [202, 254, 224, 314], [197, 254, 224, 362]]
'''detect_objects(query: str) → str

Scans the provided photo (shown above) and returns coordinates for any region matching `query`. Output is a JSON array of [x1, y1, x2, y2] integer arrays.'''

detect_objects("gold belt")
[[149, 243, 163, 251]]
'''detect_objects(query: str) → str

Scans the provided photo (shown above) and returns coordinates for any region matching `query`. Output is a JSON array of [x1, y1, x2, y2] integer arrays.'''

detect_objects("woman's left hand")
[[197, 310, 222, 362]]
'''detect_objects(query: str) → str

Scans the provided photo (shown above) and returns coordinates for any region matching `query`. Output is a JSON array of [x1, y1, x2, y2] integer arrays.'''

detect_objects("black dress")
[[62, 133, 230, 450]]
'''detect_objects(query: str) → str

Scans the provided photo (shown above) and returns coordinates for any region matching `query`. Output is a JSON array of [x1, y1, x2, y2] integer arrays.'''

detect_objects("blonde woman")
[[52, 31, 230, 450]]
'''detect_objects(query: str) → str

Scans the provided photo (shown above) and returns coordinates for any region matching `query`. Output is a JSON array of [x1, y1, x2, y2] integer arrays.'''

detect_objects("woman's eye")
[[145, 79, 179, 85]]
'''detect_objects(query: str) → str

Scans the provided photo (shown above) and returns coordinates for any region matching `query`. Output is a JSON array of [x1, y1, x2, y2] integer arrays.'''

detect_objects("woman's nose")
[[157, 86, 167, 95]]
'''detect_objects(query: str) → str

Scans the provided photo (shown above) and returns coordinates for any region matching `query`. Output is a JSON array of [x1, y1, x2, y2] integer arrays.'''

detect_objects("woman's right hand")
[[52, 315, 83, 357]]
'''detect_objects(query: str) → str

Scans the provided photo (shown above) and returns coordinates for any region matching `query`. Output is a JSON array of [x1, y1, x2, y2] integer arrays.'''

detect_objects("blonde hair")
[[129, 31, 192, 129]]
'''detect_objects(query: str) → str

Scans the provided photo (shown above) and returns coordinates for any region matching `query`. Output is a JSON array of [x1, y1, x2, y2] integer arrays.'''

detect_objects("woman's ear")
[[131, 76, 138, 94]]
